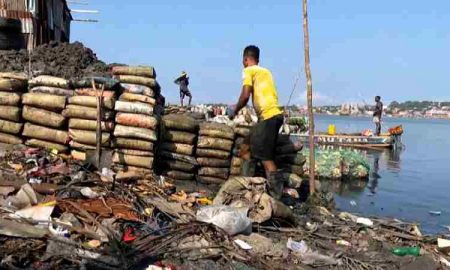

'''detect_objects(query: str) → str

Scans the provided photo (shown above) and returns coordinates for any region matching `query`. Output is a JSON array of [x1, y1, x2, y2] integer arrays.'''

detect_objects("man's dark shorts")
[[180, 89, 192, 97], [249, 114, 283, 161]]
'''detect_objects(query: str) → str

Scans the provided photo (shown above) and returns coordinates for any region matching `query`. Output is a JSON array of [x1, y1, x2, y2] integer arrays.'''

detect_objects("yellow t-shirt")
[[242, 65, 282, 120]]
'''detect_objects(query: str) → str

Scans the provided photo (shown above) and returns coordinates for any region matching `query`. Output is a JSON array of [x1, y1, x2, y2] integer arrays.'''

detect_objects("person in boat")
[[373, 96, 383, 136], [174, 71, 192, 106], [228, 45, 284, 199]]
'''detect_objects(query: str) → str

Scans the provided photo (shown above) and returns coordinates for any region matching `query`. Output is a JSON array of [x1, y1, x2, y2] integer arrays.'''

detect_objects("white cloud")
[[293, 90, 336, 106]]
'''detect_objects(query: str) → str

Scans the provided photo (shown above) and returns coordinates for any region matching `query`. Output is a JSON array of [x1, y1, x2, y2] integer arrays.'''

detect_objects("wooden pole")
[[302, 0, 316, 194]]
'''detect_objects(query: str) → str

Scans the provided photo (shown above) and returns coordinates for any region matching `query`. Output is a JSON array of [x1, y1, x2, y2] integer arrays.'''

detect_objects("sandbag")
[[159, 151, 198, 165], [0, 92, 20, 106], [114, 125, 157, 141], [0, 118, 22, 134], [162, 114, 198, 132], [199, 122, 234, 140], [115, 75, 159, 88], [0, 106, 21, 121], [196, 148, 230, 159], [198, 167, 230, 180], [162, 160, 196, 173], [68, 119, 114, 132], [22, 106, 66, 128], [69, 129, 111, 146], [276, 141, 303, 155], [0, 78, 26, 92], [275, 153, 307, 166], [279, 164, 304, 176], [162, 170, 194, 181], [71, 150, 86, 161], [22, 93, 66, 111], [115, 149, 153, 157], [22, 123, 69, 144], [68, 96, 115, 109], [119, 92, 155, 105], [111, 138, 154, 151], [112, 153, 154, 169], [0, 72, 27, 81], [235, 127, 251, 137], [75, 89, 116, 98], [197, 157, 230, 168], [163, 130, 196, 144], [230, 167, 241, 176], [0, 132, 22, 144], [72, 77, 120, 90], [121, 83, 155, 97], [26, 139, 68, 152], [112, 66, 156, 78], [29, 76, 70, 89], [70, 141, 96, 151], [115, 101, 153, 116], [230, 157, 243, 167], [115, 113, 158, 129], [197, 175, 226, 185], [197, 136, 233, 151], [29, 86, 74, 97], [159, 142, 194, 156], [62, 105, 114, 121]]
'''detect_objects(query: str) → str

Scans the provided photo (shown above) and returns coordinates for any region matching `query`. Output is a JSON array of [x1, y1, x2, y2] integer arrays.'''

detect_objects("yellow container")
[[328, 124, 336, 135]]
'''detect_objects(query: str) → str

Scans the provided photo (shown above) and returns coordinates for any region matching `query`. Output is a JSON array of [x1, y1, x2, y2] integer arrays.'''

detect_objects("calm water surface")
[[310, 115, 450, 234]]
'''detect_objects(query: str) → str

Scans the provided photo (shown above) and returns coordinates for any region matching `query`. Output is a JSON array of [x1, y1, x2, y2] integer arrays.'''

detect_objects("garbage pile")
[[158, 114, 199, 181], [0, 41, 109, 79], [196, 122, 234, 184], [303, 149, 371, 180], [67, 77, 119, 160], [0, 72, 26, 145], [0, 146, 448, 270], [22, 76, 71, 152], [111, 66, 160, 172]]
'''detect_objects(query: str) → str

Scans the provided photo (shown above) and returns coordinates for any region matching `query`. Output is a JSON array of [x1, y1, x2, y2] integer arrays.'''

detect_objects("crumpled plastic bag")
[[196, 205, 252, 235]]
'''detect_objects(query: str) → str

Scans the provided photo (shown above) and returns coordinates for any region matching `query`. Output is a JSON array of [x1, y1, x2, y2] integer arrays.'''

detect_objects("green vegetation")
[[389, 101, 450, 110]]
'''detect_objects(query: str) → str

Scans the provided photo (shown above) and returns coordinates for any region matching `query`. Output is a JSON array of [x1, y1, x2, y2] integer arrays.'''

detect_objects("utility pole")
[[302, 0, 316, 194]]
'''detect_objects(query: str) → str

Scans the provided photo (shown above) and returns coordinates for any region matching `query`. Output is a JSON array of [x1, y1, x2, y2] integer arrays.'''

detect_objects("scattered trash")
[[196, 205, 251, 235], [350, 200, 357, 206], [437, 238, 450, 254], [391, 246, 421, 257], [234, 239, 252, 250], [336, 239, 351, 247], [286, 238, 308, 253], [356, 217, 374, 227]]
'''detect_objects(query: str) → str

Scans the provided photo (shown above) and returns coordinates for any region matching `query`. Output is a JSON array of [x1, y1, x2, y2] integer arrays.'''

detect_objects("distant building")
[[0, 0, 72, 50], [425, 108, 450, 118]]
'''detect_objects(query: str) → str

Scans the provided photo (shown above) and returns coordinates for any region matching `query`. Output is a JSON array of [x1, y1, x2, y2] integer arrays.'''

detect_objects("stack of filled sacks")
[[275, 134, 305, 177], [229, 124, 253, 176], [64, 77, 119, 161], [111, 66, 159, 171], [21, 76, 70, 152], [0, 72, 27, 145], [158, 114, 199, 181], [196, 122, 235, 184]]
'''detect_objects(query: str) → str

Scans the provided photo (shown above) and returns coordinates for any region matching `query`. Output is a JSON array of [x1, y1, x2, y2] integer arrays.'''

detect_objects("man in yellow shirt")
[[229, 45, 284, 199]]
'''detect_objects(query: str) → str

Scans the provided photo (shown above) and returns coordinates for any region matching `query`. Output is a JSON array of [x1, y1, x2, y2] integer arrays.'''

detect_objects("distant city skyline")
[[71, 0, 450, 105]]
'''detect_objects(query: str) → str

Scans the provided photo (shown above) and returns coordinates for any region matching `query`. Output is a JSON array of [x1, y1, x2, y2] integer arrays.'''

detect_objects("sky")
[[70, 0, 450, 106]]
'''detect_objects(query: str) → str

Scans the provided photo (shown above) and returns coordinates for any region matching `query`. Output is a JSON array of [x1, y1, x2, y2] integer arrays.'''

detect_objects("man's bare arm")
[[234, 85, 253, 115]]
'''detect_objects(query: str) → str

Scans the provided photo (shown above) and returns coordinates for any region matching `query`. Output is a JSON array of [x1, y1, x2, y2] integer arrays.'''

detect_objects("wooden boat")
[[291, 126, 404, 150]]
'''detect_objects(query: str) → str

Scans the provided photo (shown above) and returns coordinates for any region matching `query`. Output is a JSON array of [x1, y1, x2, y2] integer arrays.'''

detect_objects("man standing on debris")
[[174, 71, 192, 106], [228, 45, 284, 199], [373, 96, 383, 136]]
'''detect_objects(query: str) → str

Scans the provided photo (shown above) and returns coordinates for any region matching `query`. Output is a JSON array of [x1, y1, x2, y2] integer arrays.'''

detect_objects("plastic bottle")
[[391, 247, 421, 257]]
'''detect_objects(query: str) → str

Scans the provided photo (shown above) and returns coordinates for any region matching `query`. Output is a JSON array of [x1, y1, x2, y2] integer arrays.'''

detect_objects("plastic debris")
[[356, 217, 374, 227], [336, 240, 351, 247], [196, 205, 252, 235], [234, 239, 252, 250], [429, 211, 441, 216], [350, 200, 357, 206]]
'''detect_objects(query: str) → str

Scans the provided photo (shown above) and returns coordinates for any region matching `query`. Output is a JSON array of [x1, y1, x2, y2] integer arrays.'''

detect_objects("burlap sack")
[[22, 93, 66, 111], [22, 106, 66, 128], [22, 123, 69, 144], [115, 113, 158, 129], [114, 125, 157, 141]]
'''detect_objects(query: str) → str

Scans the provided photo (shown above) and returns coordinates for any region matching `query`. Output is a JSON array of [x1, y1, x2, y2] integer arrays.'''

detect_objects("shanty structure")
[[0, 0, 72, 50]]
